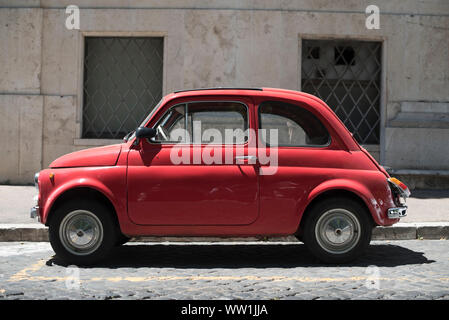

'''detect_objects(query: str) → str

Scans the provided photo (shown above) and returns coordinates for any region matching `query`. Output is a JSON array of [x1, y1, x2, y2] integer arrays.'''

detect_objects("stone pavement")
[[0, 240, 448, 300]]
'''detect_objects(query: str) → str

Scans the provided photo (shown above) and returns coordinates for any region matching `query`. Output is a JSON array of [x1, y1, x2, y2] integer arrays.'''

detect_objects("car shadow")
[[47, 242, 435, 269]]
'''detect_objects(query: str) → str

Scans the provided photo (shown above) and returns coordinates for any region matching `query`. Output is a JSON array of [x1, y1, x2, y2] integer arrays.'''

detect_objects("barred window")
[[82, 37, 163, 139], [302, 40, 381, 144]]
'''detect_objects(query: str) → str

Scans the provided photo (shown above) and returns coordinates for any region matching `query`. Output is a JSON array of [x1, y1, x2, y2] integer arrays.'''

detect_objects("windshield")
[[126, 99, 163, 141]]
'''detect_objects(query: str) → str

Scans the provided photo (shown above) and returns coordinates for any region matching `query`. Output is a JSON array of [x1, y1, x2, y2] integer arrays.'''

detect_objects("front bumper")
[[31, 172, 40, 221], [30, 206, 40, 221], [387, 206, 407, 219]]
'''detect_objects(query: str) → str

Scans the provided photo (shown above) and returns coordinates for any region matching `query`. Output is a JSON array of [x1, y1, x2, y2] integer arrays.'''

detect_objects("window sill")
[[73, 138, 123, 146]]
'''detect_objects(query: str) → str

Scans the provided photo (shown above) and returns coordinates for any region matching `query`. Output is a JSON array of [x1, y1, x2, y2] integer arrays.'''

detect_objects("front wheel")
[[302, 198, 372, 264], [49, 200, 117, 265], [115, 233, 131, 246]]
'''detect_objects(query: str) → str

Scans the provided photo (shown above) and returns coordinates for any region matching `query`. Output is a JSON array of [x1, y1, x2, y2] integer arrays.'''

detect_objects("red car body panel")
[[37, 88, 399, 237], [49, 144, 122, 168], [127, 147, 260, 226]]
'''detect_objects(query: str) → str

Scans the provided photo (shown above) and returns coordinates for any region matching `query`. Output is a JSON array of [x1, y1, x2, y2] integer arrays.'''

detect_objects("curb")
[[372, 222, 449, 240], [0, 223, 448, 242], [0, 224, 49, 242]]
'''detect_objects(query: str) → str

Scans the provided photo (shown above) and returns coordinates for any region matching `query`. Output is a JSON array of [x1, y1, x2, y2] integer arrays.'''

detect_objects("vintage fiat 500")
[[32, 88, 410, 264]]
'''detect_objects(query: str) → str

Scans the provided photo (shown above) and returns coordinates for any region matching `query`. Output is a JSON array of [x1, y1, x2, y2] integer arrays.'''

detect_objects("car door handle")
[[235, 155, 258, 163]]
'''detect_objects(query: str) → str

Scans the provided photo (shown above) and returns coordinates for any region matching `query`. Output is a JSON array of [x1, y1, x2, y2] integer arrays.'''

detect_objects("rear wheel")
[[49, 200, 117, 265], [301, 198, 372, 263]]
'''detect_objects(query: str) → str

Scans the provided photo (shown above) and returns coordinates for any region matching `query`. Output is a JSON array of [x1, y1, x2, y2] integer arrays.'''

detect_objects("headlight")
[[34, 172, 39, 190]]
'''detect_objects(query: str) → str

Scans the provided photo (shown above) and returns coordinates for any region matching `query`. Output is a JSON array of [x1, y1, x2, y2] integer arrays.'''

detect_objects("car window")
[[259, 101, 330, 147], [152, 102, 248, 144], [153, 105, 186, 143], [188, 102, 248, 144]]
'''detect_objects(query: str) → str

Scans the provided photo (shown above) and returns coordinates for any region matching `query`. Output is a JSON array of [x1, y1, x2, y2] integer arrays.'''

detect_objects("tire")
[[115, 233, 131, 246], [302, 198, 372, 264], [49, 200, 117, 265]]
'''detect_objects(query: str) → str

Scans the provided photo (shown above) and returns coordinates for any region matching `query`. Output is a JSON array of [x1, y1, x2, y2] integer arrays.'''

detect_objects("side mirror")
[[134, 127, 157, 145], [136, 127, 157, 139]]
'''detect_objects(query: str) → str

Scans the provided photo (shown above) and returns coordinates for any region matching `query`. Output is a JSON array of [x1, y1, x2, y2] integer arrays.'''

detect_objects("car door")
[[127, 97, 259, 226], [255, 99, 336, 231]]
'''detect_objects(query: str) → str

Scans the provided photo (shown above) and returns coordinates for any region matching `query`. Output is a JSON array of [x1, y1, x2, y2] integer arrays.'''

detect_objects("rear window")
[[259, 101, 330, 147]]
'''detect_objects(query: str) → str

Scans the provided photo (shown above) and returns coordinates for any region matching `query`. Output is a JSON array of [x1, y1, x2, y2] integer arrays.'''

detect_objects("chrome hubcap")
[[59, 210, 103, 256], [315, 209, 361, 254]]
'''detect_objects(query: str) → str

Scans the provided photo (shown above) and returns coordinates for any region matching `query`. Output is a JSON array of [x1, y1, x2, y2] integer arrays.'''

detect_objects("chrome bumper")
[[30, 206, 39, 221], [387, 206, 407, 219]]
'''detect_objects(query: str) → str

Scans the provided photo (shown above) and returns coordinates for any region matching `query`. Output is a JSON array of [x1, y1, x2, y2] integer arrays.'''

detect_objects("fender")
[[42, 177, 122, 226], [303, 178, 385, 226]]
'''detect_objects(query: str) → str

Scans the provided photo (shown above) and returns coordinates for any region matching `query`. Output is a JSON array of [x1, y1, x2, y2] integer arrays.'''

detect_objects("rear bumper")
[[387, 206, 407, 219]]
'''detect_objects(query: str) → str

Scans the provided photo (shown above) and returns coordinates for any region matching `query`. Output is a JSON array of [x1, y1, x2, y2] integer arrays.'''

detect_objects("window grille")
[[301, 40, 381, 144], [83, 37, 163, 139]]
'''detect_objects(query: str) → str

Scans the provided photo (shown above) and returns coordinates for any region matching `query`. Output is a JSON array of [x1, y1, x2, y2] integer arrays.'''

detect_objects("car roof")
[[166, 87, 330, 106], [169, 87, 306, 97], [173, 87, 263, 94]]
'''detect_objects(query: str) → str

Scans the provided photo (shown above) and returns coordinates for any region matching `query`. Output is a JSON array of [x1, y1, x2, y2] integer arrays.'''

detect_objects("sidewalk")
[[0, 185, 448, 241]]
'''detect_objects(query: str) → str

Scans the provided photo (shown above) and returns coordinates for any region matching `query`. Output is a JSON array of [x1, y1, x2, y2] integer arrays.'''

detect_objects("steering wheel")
[[157, 126, 169, 141]]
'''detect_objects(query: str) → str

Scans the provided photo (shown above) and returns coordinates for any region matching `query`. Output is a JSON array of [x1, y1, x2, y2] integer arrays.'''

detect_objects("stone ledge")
[[389, 169, 449, 176]]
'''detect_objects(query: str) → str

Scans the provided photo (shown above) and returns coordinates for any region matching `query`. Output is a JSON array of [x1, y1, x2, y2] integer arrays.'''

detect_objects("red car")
[[31, 88, 410, 264]]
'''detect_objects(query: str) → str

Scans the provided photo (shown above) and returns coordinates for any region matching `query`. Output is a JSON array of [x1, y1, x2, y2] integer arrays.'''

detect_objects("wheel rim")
[[315, 208, 361, 255], [59, 210, 104, 256]]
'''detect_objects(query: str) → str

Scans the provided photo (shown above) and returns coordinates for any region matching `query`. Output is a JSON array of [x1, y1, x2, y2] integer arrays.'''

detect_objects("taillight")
[[388, 177, 411, 198]]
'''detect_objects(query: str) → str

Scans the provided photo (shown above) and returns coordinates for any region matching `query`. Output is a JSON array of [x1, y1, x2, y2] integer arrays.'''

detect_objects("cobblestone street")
[[0, 240, 448, 300]]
